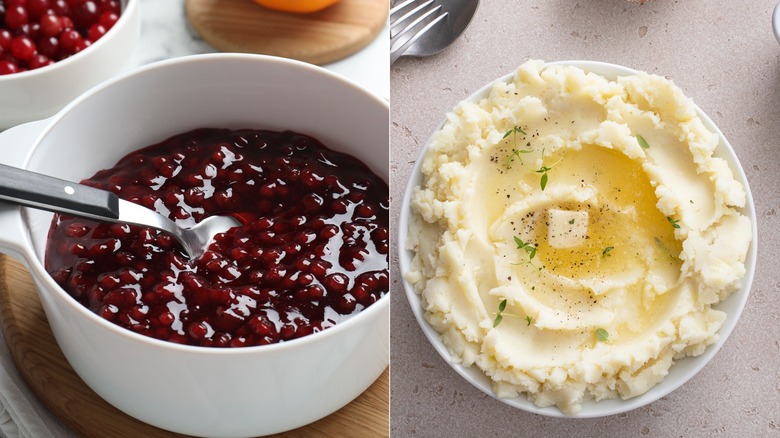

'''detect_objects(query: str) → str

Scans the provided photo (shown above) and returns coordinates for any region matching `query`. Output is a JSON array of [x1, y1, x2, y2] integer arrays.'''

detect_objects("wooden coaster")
[[185, 0, 388, 65], [0, 255, 388, 438]]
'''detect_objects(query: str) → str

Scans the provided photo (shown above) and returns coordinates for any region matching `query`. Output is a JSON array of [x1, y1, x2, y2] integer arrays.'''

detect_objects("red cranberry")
[[59, 15, 73, 29], [28, 53, 52, 68], [10, 36, 36, 60], [36, 35, 58, 56], [39, 14, 64, 37], [5, 5, 29, 30], [71, 0, 98, 28], [99, 0, 120, 13], [105, 0, 120, 13], [7, 0, 29, 9], [0, 30, 13, 49], [58, 28, 80, 51], [0, 59, 20, 75], [323, 273, 348, 292], [27, 0, 52, 19], [51, 0, 70, 15], [13, 22, 38, 38], [72, 36, 88, 52], [187, 321, 209, 340]]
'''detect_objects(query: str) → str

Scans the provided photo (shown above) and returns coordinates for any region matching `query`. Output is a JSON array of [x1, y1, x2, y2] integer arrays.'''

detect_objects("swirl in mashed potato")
[[406, 60, 752, 414]]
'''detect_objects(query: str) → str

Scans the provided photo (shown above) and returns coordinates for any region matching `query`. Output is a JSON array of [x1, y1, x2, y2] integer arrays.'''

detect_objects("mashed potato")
[[406, 60, 752, 414]]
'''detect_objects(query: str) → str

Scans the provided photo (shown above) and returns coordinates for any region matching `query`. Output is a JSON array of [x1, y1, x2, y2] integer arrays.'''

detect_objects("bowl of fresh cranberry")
[[0, 53, 388, 437], [0, 0, 140, 130]]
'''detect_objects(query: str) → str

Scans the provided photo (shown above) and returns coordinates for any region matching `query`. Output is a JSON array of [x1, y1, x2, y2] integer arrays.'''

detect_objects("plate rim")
[[396, 59, 759, 418]]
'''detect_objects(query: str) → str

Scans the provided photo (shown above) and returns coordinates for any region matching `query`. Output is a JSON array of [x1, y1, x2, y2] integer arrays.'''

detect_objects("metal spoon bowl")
[[0, 163, 240, 260]]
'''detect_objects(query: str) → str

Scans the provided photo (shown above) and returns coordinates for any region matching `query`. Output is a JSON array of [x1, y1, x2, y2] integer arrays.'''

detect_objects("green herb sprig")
[[492, 299, 533, 328], [493, 299, 507, 327], [503, 125, 527, 139], [595, 328, 609, 342], [503, 125, 531, 169], [505, 148, 532, 169], [667, 216, 681, 229], [654, 237, 680, 262], [536, 161, 554, 191], [502, 125, 561, 190], [513, 236, 541, 271], [602, 246, 614, 257]]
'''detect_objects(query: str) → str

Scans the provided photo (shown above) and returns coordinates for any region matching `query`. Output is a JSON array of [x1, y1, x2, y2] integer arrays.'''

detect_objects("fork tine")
[[390, 0, 435, 37], [390, 0, 417, 17], [391, 2, 440, 41], [390, 7, 448, 64]]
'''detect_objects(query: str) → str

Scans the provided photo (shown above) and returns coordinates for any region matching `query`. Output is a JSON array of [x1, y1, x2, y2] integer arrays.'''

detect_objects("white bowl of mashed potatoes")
[[399, 60, 757, 417]]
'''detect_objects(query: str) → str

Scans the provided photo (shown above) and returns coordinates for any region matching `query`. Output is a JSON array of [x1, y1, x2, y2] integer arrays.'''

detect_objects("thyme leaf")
[[492, 299, 532, 328], [513, 236, 540, 270], [503, 125, 527, 138], [636, 134, 650, 149]]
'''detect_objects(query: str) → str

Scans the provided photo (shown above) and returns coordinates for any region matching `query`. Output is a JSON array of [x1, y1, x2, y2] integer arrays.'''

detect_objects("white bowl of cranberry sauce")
[[0, 54, 389, 437], [0, 0, 140, 130]]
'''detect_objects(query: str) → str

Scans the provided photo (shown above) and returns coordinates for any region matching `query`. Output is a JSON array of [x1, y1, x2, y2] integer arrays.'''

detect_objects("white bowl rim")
[[17, 52, 390, 357], [773, 0, 780, 44], [397, 59, 758, 418], [0, 0, 139, 82]]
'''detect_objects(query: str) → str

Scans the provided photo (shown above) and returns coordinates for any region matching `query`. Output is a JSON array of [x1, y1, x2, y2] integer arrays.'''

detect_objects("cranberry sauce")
[[45, 129, 389, 348]]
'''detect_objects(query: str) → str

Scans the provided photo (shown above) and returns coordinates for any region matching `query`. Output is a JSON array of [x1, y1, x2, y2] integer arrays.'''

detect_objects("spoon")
[[0, 163, 240, 260], [391, 0, 480, 63]]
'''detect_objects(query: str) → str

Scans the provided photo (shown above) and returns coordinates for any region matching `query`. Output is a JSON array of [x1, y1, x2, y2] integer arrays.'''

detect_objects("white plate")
[[397, 60, 758, 418], [773, 0, 780, 44]]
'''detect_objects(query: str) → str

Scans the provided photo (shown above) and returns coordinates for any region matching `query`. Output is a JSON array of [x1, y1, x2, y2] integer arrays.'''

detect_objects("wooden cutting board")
[[185, 0, 388, 65], [0, 255, 388, 438]]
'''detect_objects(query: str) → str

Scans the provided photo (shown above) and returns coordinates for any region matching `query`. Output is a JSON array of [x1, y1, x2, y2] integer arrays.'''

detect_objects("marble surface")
[[126, 1, 389, 98], [0, 1, 388, 437], [390, 0, 780, 436]]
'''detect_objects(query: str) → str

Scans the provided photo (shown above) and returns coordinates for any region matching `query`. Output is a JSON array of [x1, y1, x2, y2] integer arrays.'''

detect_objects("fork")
[[390, 0, 449, 64]]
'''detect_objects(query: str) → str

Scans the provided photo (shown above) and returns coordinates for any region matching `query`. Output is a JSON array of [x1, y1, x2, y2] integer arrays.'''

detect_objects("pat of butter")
[[547, 209, 588, 249]]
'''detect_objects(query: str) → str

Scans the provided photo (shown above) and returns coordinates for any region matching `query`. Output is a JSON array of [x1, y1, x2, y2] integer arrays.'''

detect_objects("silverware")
[[390, 0, 448, 64], [0, 163, 240, 260], [390, 0, 480, 64]]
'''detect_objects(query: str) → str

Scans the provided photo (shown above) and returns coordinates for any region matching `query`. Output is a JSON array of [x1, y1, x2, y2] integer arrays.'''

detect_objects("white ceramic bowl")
[[0, 0, 141, 130], [0, 54, 389, 437], [398, 60, 757, 418], [773, 0, 780, 44]]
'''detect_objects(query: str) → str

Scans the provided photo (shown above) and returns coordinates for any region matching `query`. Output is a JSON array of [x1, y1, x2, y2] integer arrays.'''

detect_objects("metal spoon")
[[0, 163, 240, 260], [391, 0, 480, 64]]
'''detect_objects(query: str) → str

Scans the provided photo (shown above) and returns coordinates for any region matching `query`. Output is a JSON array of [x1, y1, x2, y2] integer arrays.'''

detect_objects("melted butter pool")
[[533, 146, 682, 280]]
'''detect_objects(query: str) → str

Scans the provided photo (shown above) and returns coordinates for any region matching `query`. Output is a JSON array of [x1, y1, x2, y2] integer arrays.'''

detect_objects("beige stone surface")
[[389, 0, 780, 436]]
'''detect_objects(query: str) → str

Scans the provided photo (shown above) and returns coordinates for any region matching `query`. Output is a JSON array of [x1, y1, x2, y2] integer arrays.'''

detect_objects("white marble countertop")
[[127, 1, 389, 98], [0, 1, 388, 437]]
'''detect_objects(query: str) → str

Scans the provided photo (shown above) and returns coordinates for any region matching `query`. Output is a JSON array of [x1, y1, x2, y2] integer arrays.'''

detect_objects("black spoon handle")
[[0, 163, 120, 221]]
